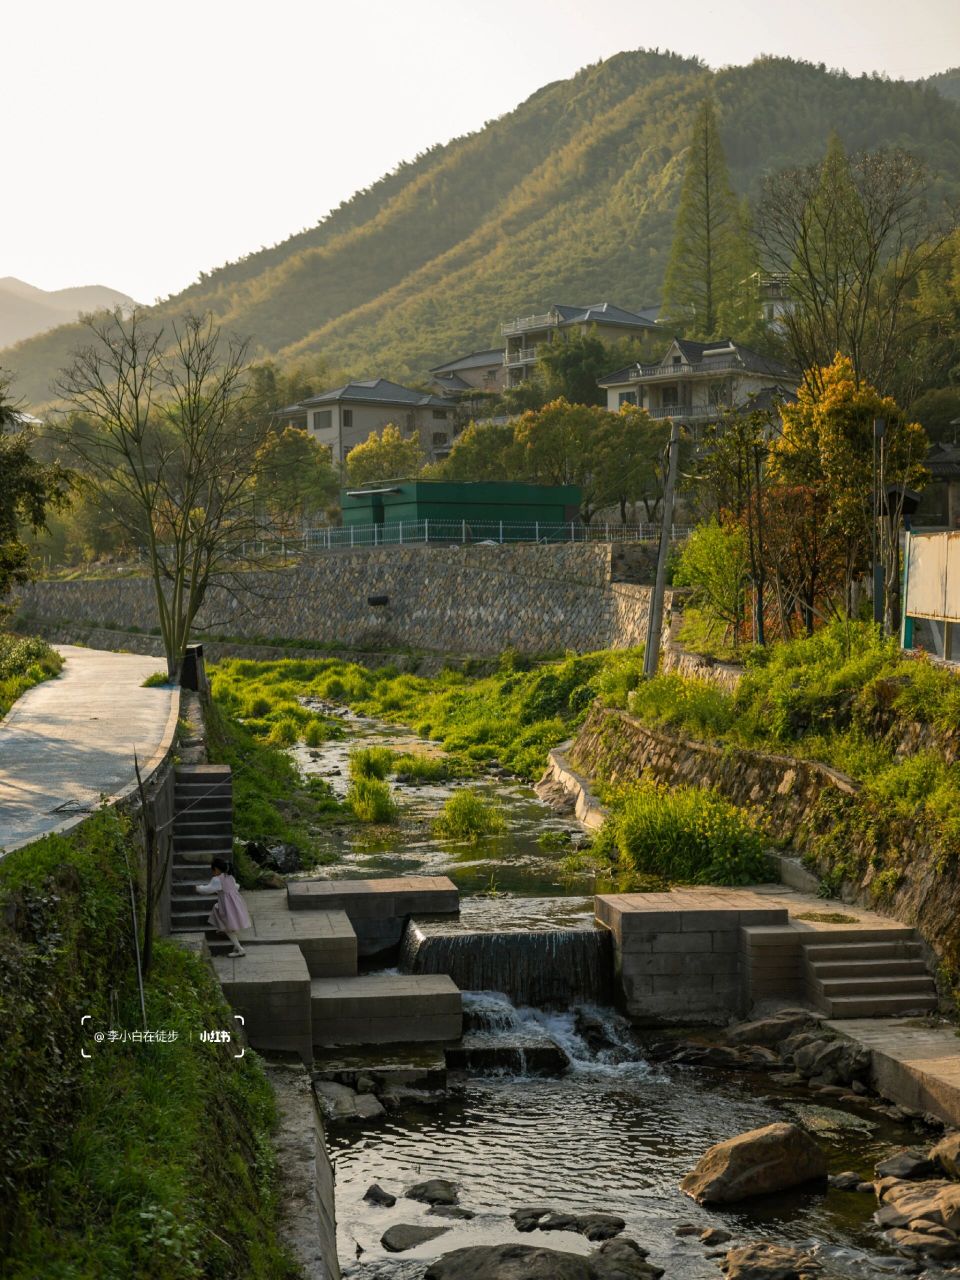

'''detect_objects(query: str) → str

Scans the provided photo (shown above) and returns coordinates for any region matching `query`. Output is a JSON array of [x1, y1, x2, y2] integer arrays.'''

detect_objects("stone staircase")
[[803, 933, 938, 1017], [169, 765, 233, 940]]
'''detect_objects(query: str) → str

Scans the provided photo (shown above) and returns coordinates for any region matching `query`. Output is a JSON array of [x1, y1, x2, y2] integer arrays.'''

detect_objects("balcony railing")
[[625, 358, 744, 380], [502, 313, 554, 336], [648, 404, 722, 421], [504, 344, 547, 367]]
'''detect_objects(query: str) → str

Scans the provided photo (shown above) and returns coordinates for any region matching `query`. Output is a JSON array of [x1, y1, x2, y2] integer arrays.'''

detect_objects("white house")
[[598, 337, 797, 431], [501, 302, 659, 389]]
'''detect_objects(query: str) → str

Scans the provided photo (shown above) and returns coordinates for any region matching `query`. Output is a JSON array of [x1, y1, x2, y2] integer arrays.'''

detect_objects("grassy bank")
[[0, 633, 63, 717], [0, 808, 296, 1279], [210, 648, 648, 782], [203, 693, 347, 877]]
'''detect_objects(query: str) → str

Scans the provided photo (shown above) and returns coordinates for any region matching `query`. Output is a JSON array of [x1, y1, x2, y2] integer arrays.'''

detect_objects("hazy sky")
[[5, 0, 959, 303]]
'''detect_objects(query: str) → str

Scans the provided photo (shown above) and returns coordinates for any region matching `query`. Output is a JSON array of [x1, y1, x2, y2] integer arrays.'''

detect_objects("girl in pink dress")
[[195, 856, 252, 956]]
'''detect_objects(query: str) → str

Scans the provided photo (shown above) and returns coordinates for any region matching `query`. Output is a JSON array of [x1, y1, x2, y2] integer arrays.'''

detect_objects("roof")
[[552, 302, 659, 330], [432, 372, 472, 392], [429, 348, 505, 374], [734, 384, 799, 413], [926, 442, 960, 480], [598, 338, 795, 386], [299, 378, 450, 409]]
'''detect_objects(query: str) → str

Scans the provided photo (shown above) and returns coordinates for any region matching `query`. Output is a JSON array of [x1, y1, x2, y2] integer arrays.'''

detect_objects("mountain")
[[0, 278, 136, 350], [4, 52, 960, 407]]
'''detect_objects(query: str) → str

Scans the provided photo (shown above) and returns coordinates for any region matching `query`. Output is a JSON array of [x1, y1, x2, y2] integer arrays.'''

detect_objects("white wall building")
[[281, 379, 455, 465]]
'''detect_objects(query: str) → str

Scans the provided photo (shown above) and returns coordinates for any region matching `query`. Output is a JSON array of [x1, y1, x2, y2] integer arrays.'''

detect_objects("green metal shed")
[[340, 480, 581, 538]]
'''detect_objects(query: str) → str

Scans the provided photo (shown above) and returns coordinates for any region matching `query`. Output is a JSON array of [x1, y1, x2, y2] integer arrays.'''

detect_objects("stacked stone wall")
[[11, 543, 659, 657]]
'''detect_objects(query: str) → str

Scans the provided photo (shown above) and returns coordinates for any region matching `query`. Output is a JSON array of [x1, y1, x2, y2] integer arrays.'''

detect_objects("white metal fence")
[[235, 519, 691, 555]]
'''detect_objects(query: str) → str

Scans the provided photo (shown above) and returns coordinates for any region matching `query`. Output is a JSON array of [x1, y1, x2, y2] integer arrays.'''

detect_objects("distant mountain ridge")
[[0, 277, 136, 350], [4, 51, 960, 406]]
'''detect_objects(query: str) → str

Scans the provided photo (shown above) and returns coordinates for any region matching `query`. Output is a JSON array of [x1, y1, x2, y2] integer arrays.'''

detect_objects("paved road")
[[0, 645, 178, 853]]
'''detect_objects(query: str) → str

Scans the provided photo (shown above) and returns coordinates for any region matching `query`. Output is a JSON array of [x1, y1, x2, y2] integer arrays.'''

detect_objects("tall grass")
[[433, 789, 505, 841], [346, 776, 398, 823], [0, 634, 63, 717], [348, 745, 396, 780], [593, 779, 770, 886]]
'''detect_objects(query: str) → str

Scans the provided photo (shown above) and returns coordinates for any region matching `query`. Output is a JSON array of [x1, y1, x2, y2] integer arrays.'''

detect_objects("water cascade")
[[398, 915, 614, 1007]]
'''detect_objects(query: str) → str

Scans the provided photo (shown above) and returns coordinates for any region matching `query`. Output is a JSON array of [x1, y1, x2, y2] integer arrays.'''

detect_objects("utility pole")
[[872, 418, 885, 627], [644, 417, 681, 678]]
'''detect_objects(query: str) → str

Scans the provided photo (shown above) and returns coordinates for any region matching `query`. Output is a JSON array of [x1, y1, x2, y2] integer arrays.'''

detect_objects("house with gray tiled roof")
[[429, 348, 506, 399], [280, 378, 455, 465], [598, 337, 797, 431], [501, 302, 659, 389]]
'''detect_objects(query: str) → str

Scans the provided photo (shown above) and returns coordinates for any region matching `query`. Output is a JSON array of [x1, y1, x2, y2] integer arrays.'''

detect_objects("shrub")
[[433, 788, 505, 841], [0, 633, 63, 717], [267, 716, 299, 746], [592, 779, 770, 886], [303, 719, 327, 747], [346, 776, 397, 823], [392, 752, 458, 782]]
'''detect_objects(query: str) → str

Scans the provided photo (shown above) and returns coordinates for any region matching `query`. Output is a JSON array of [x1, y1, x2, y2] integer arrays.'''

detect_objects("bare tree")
[[756, 140, 954, 396], [56, 311, 267, 681]]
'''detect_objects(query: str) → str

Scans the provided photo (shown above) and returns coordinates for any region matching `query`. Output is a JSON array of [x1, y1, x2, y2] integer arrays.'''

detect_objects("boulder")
[[313, 1081, 373, 1122], [575, 1213, 626, 1242], [407, 1177, 459, 1205], [680, 1123, 828, 1204], [874, 1178, 960, 1232], [363, 1182, 396, 1207], [424, 1239, 663, 1279], [828, 1171, 862, 1191], [875, 1149, 937, 1181], [701, 1227, 732, 1245], [719, 1241, 821, 1279], [931, 1132, 960, 1179], [725, 1011, 820, 1048], [509, 1207, 624, 1240], [792, 1039, 870, 1086], [382, 1222, 451, 1253], [429, 1205, 476, 1220], [263, 841, 303, 873], [883, 1227, 960, 1262]]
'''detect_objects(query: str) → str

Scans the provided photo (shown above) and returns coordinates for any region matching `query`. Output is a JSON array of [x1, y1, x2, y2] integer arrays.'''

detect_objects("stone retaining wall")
[[11, 543, 660, 657]]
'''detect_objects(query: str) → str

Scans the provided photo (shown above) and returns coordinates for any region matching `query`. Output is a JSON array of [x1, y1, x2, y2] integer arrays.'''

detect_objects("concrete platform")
[[311, 973, 462, 1046], [235, 891, 357, 977], [826, 1018, 960, 1128], [213, 944, 312, 1064], [288, 876, 459, 955]]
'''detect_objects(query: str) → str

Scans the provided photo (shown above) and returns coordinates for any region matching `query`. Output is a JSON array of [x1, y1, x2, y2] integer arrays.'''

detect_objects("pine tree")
[[662, 98, 755, 338]]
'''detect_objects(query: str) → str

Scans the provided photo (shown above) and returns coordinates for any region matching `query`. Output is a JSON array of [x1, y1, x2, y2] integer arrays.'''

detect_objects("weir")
[[398, 915, 614, 1008]]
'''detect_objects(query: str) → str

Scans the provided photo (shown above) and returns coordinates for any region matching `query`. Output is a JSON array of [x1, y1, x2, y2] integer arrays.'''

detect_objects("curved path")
[[0, 645, 179, 854]]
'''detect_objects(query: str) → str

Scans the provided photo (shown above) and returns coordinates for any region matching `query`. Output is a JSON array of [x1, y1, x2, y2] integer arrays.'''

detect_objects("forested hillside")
[[5, 51, 960, 406], [925, 67, 960, 103]]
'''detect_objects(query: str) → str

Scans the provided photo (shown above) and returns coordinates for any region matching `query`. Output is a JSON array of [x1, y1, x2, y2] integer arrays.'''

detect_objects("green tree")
[[662, 98, 756, 338], [430, 421, 521, 481], [254, 426, 339, 540], [674, 517, 750, 647], [536, 333, 609, 405], [0, 377, 69, 596], [344, 423, 425, 486]]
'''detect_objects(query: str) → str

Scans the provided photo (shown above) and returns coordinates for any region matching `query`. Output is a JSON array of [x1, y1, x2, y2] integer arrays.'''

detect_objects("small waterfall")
[[398, 917, 613, 1008]]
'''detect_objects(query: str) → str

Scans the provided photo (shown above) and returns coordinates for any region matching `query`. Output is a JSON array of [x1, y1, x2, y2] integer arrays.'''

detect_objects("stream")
[[290, 708, 925, 1279]]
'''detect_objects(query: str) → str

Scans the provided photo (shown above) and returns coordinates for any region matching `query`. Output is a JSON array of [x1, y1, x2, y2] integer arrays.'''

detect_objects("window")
[[405, 412, 415, 431], [672, 355, 682, 366], [709, 381, 727, 406], [662, 386, 679, 407], [432, 432, 448, 447], [312, 409, 332, 432], [618, 391, 638, 407], [342, 409, 353, 429], [432, 408, 448, 420]]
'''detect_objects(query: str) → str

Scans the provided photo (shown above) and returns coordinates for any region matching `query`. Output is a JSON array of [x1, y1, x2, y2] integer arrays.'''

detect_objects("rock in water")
[[875, 1149, 937, 1180], [381, 1223, 451, 1253], [719, 1241, 821, 1278], [363, 1182, 396, 1207], [424, 1238, 663, 1279], [931, 1132, 960, 1179], [680, 1123, 827, 1204], [406, 1177, 459, 1205]]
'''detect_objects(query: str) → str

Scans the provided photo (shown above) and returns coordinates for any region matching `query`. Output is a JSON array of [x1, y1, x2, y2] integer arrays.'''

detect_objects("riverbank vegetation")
[[0, 808, 296, 1279], [204, 692, 345, 864], [588, 779, 770, 887], [0, 633, 63, 717], [629, 621, 960, 858], [210, 648, 648, 782]]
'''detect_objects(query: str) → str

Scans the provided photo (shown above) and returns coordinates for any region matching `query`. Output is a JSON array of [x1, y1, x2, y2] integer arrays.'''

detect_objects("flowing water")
[[329, 994, 915, 1279], [293, 710, 922, 1279]]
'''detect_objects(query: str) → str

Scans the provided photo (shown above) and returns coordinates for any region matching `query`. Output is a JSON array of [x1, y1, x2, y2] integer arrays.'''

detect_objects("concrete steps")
[[803, 933, 938, 1017], [169, 765, 233, 934], [311, 973, 462, 1046]]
